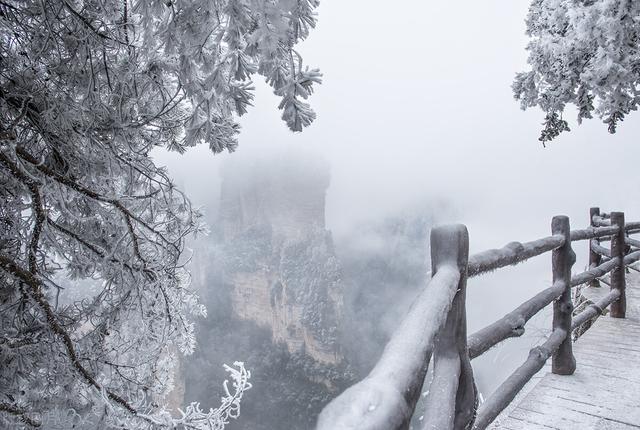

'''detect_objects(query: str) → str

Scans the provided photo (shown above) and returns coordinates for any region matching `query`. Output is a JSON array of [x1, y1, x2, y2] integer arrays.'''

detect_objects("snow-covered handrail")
[[316, 207, 638, 430], [317, 225, 471, 430], [467, 235, 564, 277], [469, 243, 634, 360], [468, 281, 565, 359], [569, 225, 619, 241], [626, 237, 640, 250], [472, 329, 568, 430], [572, 290, 620, 330], [466, 224, 623, 278], [590, 240, 612, 258], [570, 258, 619, 287], [625, 221, 640, 232]]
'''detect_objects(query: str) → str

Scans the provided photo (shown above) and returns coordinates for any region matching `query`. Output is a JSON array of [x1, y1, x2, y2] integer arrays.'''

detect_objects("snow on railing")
[[316, 226, 468, 430], [467, 234, 564, 278], [316, 207, 640, 430]]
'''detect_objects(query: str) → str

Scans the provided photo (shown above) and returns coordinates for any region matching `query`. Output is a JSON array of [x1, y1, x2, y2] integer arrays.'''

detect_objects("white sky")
[[155, 0, 640, 392]]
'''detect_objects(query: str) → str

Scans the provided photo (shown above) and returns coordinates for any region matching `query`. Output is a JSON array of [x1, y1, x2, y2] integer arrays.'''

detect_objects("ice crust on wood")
[[571, 258, 619, 287], [590, 240, 612, 258], [421, 355, 460, 430], [318, 213, 640, 430], [569, 226, 620, 241], [468, 235, 564, 277], [491, 270, 640, 429], [317, 225, 467, 430], [572, 288, 620, 331], [316, 266, 460, 429], [473, 329, 567, 430], [468, 281, 565, 359], [626, 237, 640, 249]]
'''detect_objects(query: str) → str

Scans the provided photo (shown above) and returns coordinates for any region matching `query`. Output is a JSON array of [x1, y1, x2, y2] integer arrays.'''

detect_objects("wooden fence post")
[[610, 212, 626, 318], [551, 215, 576, 375], [589, 207, 601, 288], [423, 225, 476, 430]]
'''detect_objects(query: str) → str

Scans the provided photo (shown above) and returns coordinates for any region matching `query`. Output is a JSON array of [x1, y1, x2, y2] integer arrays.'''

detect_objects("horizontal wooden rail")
[[626, 237, 640, 249], [470, 253, 628, 359], [468, 281, 564, 359], [316, 207, 639, 430], [467, 225, 621, 278], [625, 221, 640, 232], [472, 329, 567, 430], [590, 239, 612, 258], [569, 225, 620, 241], [467, 235, 564, 277], [572, 290, 621, 330], [570, 258, 618, 287], [624, 249, 640, 265]]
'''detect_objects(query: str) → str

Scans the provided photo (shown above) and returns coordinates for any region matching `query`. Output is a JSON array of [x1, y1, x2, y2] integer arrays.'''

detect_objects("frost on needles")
[[0, 0, 319, 428], [514, 0, 640, 143]]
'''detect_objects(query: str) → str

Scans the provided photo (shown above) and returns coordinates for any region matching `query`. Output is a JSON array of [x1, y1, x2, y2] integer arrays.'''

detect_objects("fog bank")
[[154, 0, 640, 418]]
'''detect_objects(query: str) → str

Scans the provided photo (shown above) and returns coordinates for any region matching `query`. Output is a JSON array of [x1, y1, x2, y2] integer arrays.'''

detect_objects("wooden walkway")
[[490, 272, 640, 429], [317, 210, 640, 430]]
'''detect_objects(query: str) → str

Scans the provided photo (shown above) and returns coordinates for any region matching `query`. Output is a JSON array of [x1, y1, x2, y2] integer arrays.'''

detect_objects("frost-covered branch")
[[0, 253, 139, 415], [0, 402, 41, 428], [0, 0, 318, 427], [516, 0, 640, 142], [169, 363, 252, 430]]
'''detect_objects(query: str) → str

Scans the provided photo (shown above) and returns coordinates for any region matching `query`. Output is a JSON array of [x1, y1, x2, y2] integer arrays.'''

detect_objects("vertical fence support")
[[589, 207, 601, 288], [422, 225, 476, 430], [551, 215, 576, 375], [611, 212, 626, 318]]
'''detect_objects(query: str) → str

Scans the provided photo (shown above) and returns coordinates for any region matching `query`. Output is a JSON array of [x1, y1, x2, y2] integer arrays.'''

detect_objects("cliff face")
[[219, 154, 343, 365], [178, 155, 442, 428]]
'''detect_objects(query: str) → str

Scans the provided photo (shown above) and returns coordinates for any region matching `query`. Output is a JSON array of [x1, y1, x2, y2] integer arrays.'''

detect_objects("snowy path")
[[489, 272, 640, 429]]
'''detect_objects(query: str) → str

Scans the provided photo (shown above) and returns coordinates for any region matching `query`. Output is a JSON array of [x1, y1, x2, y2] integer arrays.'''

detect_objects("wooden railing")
[[316, 207, 640, 430]]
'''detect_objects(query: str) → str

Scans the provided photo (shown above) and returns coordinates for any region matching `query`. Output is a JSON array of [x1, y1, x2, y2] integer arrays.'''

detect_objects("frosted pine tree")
[[514, 0, 640, 143], [0, 0, 320, 428]]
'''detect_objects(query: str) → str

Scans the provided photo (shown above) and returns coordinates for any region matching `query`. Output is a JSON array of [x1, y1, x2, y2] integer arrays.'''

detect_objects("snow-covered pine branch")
[[515, 0, 639, 143], [0, 0, 320, 427]]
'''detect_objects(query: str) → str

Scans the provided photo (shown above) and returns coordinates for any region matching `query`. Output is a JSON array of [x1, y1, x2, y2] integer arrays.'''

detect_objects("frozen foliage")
[[0, 0, 321, 427], [167, 362, 252, 430], [184, 302, 354, 430], [515, 0, 640, 143]]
